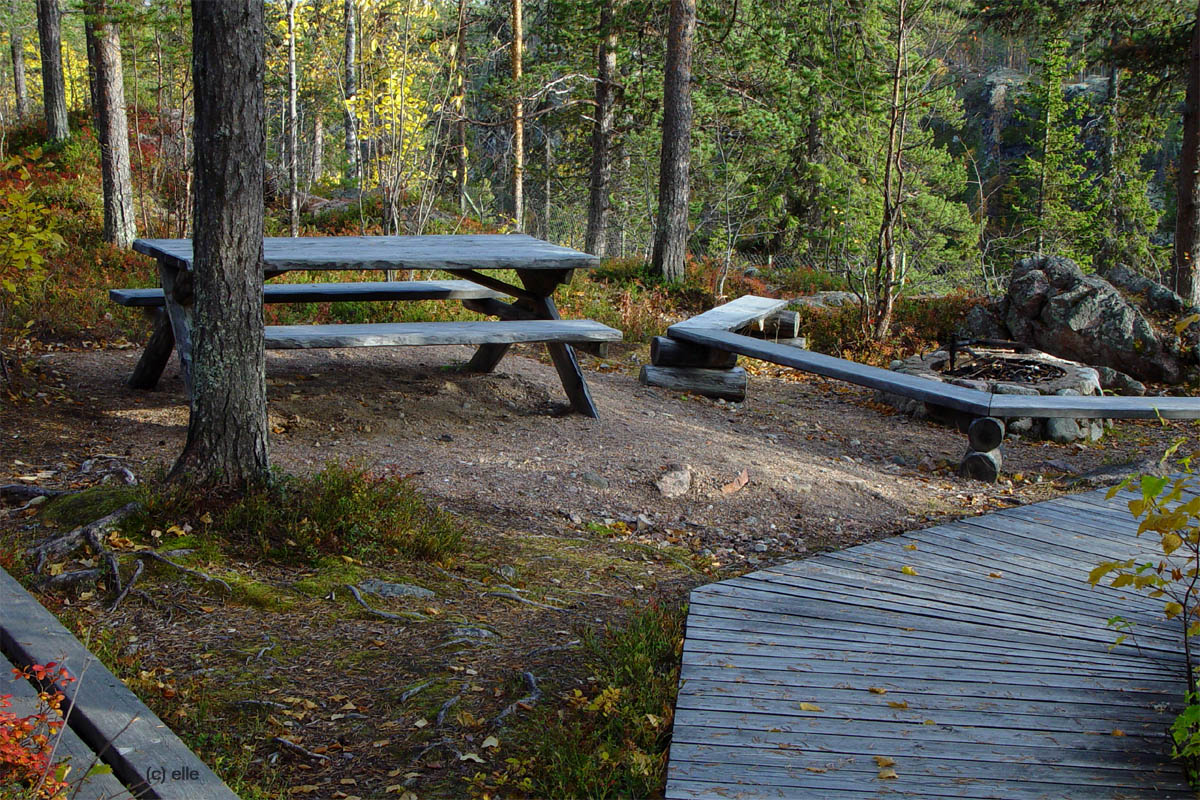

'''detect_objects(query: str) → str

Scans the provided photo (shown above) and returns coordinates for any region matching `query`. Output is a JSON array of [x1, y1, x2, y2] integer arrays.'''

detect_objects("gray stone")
[[1045, 416, 1081, 443], [993, 382, 1039, 395], [958, 303, 1009, 340], [655, 465, 692, 498], [582, 472, 609, 489], [358, 579, 435, 599], [1006, 416, 1035, 435], [1094, 366, 1146, 396]]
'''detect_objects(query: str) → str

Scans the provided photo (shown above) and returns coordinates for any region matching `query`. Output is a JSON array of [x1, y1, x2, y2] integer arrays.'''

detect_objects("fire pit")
[[882, 343, 1107, 443]]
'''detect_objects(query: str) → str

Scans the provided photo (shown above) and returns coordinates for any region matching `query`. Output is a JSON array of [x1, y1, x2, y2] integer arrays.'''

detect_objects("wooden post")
[[959, 447, 1003, 483], [967, 416, 1006, 452]]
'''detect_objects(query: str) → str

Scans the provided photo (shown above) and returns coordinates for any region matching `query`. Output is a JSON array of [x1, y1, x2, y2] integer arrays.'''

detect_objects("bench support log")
[[959, 447, 1003, 483], [640, 365, 748, 401], [651, 336, 738, 369]]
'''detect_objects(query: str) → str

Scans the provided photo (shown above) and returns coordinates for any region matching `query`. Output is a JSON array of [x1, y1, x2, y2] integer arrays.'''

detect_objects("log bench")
[[647, 294, 1200, 481], [0, 566, 238, 799]]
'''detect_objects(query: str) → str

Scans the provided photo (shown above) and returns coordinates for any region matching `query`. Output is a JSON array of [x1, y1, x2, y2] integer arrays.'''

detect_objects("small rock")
[[655, 465, 692, 498], [437, 433, 454, 442], [358, 579, 435, 599], [441, 381, 461, 394], [918, 456, 937, 473], [1045, 417, 1081, 443], [1042, 459, 1074, 473], [754, 542, 769, 553], [492, 565, 517, 581], [567, 512, 582, 525], [582, 472, 610, 489]]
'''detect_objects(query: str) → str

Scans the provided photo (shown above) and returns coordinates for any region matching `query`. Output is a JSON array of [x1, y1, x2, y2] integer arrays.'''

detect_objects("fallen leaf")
[[804, 767, 826, 773], [900, 566, 918, 576], [199, 606, 216, 613], [413, 718, 428, 729], [878, 768, 898, 779], [720, 469, 750, 495], [987, 572, 1003, 579], [873, 756, 896, 768], [482, 735, 500, 749], [868, 687, 887, 695], [459, 752, 484, 763], [903, 543, 917, 551], [1112, 729, 1125, 737], [798, 702, 823, 712], [886, 701, 909, 709]]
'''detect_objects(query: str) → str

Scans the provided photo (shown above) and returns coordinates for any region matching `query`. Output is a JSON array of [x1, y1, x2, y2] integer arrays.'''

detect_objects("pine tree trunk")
[[585, 0, 617, 257], [1175, 0, 1200, 307], [10, 0, 28, 121], [84, 0, 136, 247], [651, 0, 695, 282], [343, 0, 358, 183], [286, 0, 299, 237], [35, 0, 67, 140], [511, 0, 524, 231], [172, 0, 269, 488]]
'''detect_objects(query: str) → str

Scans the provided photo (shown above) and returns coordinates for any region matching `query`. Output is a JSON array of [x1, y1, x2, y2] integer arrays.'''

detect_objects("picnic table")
[[118, 234, 622, 417]]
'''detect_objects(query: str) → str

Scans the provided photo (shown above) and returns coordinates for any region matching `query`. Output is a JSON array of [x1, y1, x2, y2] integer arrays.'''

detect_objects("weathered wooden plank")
[[669, 724, 1173, 771], [263, 319, 622, 349], [2, 663, 132, 800], [668, 295, 789, 333], [990, 392, 1200, 420], [674, 692, 1175, 739], [666, 326, 993, 416], [110, 279, 508, 307], [0, 567, 238, 799], [667, 775, 1193, 800], [133, 234, 600, 272], [668, 743, 1188, 789]]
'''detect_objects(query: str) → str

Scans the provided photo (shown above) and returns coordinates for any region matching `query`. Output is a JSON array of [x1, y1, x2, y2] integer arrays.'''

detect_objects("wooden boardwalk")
[[667, 484, 1197, 799]]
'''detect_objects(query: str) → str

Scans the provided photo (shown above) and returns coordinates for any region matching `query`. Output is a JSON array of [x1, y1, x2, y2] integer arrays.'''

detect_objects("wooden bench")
[[0, 566, 238, 799], [263, 319, 622, 350], [109, 278, 508, 307]]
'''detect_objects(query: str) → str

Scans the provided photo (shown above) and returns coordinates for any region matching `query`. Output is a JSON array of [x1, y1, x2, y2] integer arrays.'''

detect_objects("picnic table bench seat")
[[109, 278, 508, 307], [264, 319, 623, 349]]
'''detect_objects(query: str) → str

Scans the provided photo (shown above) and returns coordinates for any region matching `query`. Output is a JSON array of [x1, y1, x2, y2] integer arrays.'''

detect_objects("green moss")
[[292, 557, 366, 597], [40, 486, 139, 529], [222, 574, 295, 611]]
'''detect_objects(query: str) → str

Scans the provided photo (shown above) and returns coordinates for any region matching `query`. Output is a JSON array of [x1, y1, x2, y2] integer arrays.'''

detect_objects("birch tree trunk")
[[35, 0, 68, 140], [455, 0, 468, 213], [585, 0, 617, 256], [343, 0, 359, 184], [872, 0, 908, 340], [172, 0, 269, 488], [651, 0, 695, 282], [84, 0, 136, 247]]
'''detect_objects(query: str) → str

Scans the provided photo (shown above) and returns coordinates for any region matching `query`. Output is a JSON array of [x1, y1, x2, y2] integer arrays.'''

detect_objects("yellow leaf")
[[1177, 313, 1200, 335], [1163, 533, 1183, 556], [199, 512, 213, 524], [987, 572, 1003, 579], [804, 767, 827, 773], [199, 606, 216, 613], [1112, 729, 1125, 737], [1165, 601, 1184, 620], [459, 752, 484, 763], [903, 543, 917, 551], [48, 562, 64, 576], [868, 687, 887, 695], [887, 701, 909, 709], [900, 566, 918, 576], [482, 735, 500, 749], [798, 702, 824, 712], [413, 718, 428, 728], [878, 768, 899, 779], [873, 756, 896, 767]]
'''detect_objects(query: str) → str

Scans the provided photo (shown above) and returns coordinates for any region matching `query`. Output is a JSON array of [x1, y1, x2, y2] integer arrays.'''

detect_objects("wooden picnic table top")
[[133, 233, 601, 273]]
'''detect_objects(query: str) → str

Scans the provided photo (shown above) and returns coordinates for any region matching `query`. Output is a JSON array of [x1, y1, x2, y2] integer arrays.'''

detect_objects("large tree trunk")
[[343, 0, 358, 183], [1175, 0, 1200, 307], [511, 0, 524, 230], [173, 0, 269, 487], [10, 0, 28, 121], [84, 0, 136, 247], [286, 0, 299, 236], [651, 0, 696, 282], [35, 0, 67, 140], [585, 0, 618, 256]]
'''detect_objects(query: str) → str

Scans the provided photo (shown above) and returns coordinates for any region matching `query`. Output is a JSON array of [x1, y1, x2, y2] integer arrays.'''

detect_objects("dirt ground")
[[1, 342, 1196, 798], [3, 342, 1191, 565]]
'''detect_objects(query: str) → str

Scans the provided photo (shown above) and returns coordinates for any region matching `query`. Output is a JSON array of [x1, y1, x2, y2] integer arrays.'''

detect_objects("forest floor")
[[1, 341, 1195, 798]]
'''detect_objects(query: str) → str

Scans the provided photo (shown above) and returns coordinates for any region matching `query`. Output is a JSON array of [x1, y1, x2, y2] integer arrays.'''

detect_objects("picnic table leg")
[[466, 342, 511, 373], [156, 261, 196, 397], [520, 269, 599, 418], [127, 308, 175, 389]]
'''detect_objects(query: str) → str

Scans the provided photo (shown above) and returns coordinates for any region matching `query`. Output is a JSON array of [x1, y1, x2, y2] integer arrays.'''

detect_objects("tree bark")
[[286, 0, 299, 236], [651, 0, 695, 282], [10, 0, 28, 120], [871, 0, 908, 340], [84, 0, 136, 247], [343, 0, 358, 183], [35, 0, 67, 140], [455, 0, 468, 213], [585, 0, 618, 256], [310, 113, 324, 190], [511, 0, 524, 230], [172, 0, 269, 488], [1176, 0, 1200, 307]]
